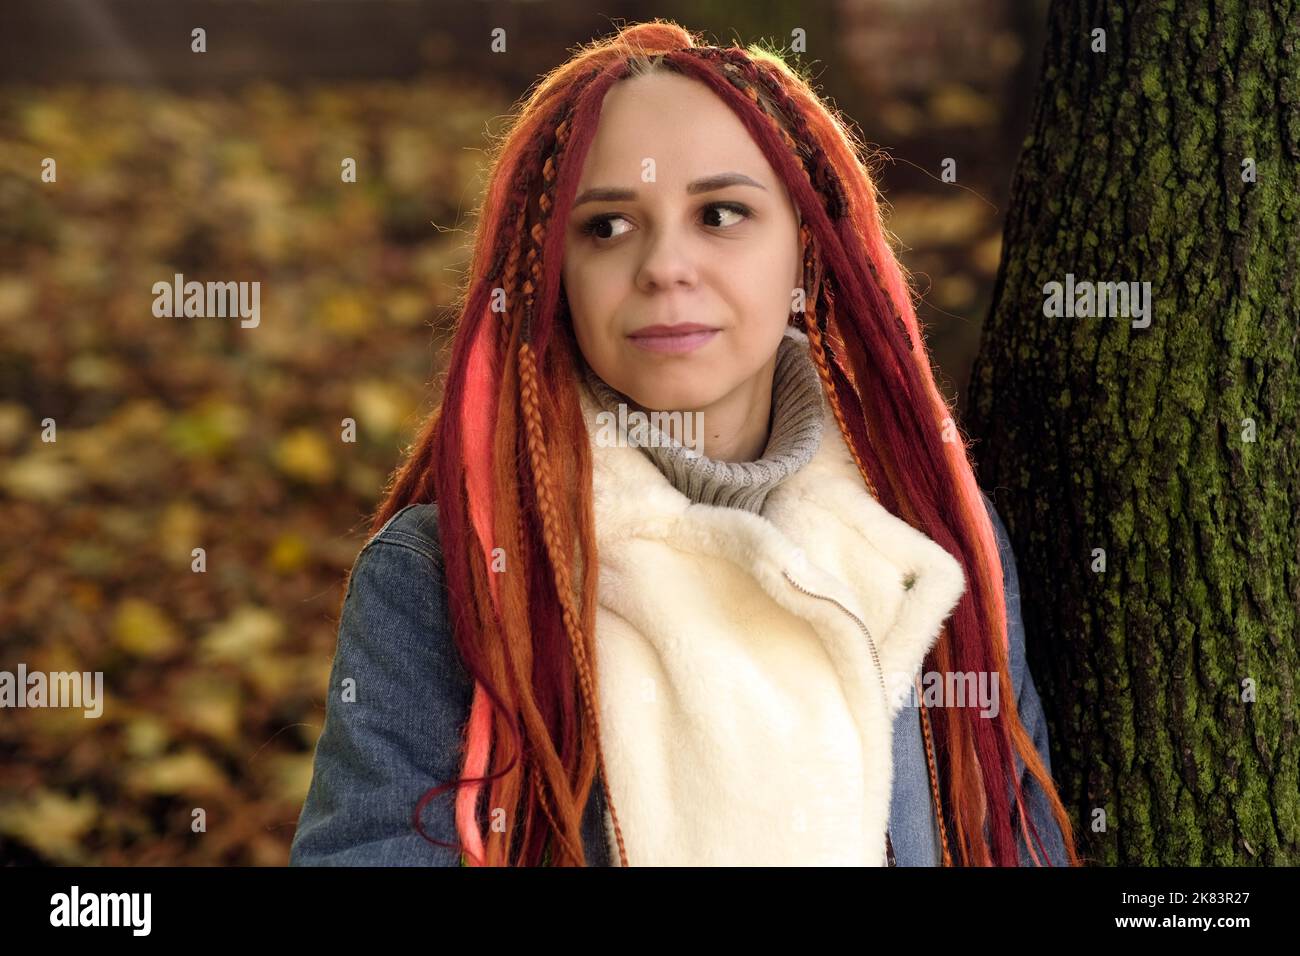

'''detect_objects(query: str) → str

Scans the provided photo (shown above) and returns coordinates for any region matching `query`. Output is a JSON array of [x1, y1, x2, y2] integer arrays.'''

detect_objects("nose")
[[633, 225, 700, 295]]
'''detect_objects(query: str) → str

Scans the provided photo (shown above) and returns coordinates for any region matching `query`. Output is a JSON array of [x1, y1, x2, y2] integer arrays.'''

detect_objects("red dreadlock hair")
[[370, 20, 1080, 868]]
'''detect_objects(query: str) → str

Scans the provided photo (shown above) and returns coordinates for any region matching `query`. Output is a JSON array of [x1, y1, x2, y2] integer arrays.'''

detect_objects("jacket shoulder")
[[289, 498, 467, 866], [364, 502, 443, 564]]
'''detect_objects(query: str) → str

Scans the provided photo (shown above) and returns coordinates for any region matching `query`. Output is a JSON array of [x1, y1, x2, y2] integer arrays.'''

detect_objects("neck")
[[629, 351, 778, 462]]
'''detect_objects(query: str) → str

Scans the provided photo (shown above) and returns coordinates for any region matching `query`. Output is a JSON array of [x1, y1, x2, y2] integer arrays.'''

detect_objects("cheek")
[[725, 238, 799, 320], [562, 254, 621, 360], [568, 257, 625, 318]]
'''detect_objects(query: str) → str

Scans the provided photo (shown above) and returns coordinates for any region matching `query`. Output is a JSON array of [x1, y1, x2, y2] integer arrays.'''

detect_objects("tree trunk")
[[966, 0, 1300, 864]]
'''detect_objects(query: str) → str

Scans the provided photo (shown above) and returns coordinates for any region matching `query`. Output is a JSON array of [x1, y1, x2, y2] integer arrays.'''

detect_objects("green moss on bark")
[[967, 0, 1300, 864]]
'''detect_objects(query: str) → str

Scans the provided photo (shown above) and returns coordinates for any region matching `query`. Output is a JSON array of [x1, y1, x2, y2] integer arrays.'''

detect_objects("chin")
[[629, 385, 720, 414]]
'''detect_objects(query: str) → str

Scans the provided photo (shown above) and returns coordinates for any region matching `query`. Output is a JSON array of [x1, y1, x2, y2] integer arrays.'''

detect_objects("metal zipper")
[[781, 566, 896, 866], [782, 568, 887, 699]]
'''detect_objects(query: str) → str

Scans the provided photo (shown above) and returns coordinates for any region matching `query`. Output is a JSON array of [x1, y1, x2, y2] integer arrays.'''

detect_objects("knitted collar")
[[578, 327, 825, 514]]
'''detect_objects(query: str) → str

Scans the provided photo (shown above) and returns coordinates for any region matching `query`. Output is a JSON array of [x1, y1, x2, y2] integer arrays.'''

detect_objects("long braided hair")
[[371, 21, 1080, 867]]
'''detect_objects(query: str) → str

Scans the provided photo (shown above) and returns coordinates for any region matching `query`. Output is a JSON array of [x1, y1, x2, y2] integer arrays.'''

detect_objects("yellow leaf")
[[888, 195, 989, 247], [351, 380, 414, 437], [0, 402, 30, 450], [173, 674, 242, 744], [0, 789, 99, 863], [274, 428, 335, 484], [126, 750, 227, 796], [1, 451, 82, 502], [113, 598, 181, 658], [321, 290, 371, 337], [167, 399, 248, 459], [245, 652, 297, 697], [200, 605, 283, 662], [0, 277, 37, 323], [123, 716, 170, 758], [159, 501, 205, 565], [268, 532, 310, 573]]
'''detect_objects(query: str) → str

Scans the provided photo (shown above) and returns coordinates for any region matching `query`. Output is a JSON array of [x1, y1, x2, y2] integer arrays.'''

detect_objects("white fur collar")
[[578, 333, 966, 865]]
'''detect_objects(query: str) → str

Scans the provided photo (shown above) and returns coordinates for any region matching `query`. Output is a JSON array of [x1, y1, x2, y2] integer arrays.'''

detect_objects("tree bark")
[[966, 0, 1300, 864]]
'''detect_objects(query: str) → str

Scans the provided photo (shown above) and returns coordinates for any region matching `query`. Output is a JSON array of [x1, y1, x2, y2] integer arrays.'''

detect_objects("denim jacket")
[[289, 493, 1068, 866]]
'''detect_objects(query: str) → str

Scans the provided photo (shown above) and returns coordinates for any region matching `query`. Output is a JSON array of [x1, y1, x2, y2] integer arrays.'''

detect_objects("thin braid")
[[519, 104, 572, 340], [864, 240, 916, 352], [509, 395, 584, 870], [498, 202, 528, 357], [529, 755, 582, 865], [514, 99, 630, 867], [747, 58, 849, 221], [799, 230, 878, 501], [518, 343, 629, 866], [915, 671, 955, 865]]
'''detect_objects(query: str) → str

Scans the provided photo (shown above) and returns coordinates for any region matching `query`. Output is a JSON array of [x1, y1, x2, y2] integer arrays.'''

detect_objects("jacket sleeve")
[[289, 519, 474, 866], [983, 495, 1070, 867]]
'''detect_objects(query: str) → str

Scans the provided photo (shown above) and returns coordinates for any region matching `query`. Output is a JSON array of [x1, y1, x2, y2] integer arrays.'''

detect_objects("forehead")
[[577, 70, 778, 187]]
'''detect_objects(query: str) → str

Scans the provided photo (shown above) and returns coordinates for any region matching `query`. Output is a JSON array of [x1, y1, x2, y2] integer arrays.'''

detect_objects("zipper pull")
[[886, 831, 897, 866]]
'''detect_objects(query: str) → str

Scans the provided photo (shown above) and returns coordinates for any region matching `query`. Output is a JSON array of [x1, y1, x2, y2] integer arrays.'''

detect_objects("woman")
[[290, 22, 1079, 867]]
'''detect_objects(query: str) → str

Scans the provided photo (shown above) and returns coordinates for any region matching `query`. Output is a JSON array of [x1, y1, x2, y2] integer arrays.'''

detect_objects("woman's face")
[[561, 69, 802, 441]]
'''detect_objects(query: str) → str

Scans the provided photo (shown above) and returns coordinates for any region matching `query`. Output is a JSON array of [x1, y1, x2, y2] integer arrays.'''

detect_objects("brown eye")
[[580, 214, 633, 240], [703, 202, 751, 228]]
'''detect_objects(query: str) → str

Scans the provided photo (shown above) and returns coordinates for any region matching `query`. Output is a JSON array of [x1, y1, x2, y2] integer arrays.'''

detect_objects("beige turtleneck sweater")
[[578, 328, 826, 513]]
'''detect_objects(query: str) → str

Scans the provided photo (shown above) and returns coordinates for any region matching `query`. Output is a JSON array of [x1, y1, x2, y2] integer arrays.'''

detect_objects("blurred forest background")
[[0, 0, 1048, 864]]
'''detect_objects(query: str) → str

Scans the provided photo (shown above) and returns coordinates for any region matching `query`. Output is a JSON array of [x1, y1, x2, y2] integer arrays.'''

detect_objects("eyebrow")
[[572, 172, 768, 209]]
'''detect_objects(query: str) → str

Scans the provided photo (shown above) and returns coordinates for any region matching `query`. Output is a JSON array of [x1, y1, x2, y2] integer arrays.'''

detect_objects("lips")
[[628, 322, 719, 338], [627, 323, 721, 355]]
